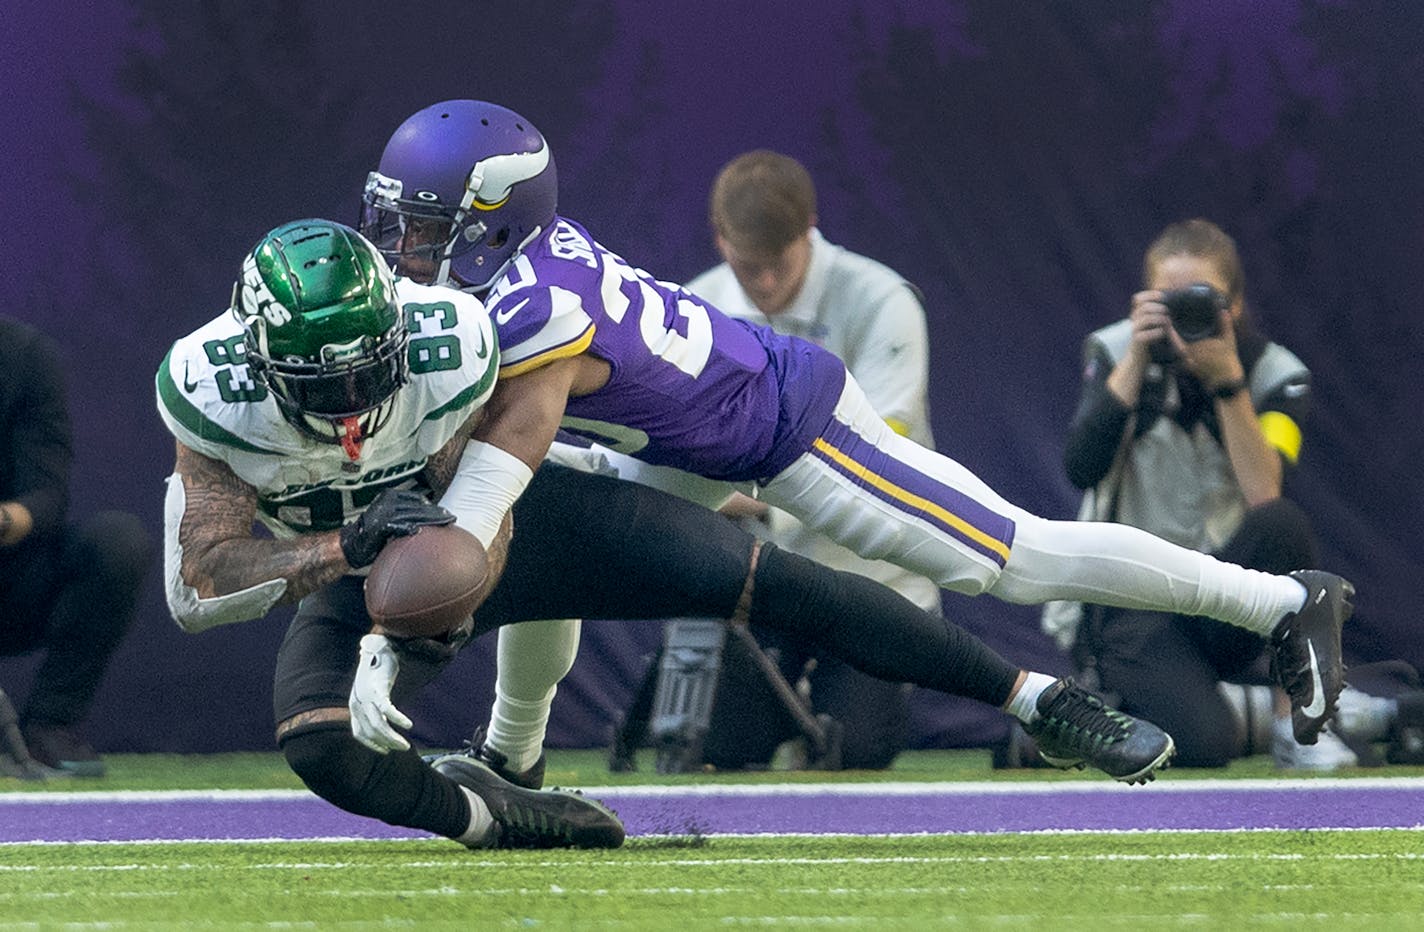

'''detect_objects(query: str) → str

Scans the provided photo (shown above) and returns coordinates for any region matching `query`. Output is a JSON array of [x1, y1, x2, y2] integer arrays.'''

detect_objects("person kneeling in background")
[[1041, 218, 1404, 770], [0, 316, 151, 777]]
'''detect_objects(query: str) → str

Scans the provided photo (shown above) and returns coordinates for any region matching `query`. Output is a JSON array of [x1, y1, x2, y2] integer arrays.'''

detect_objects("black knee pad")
[[279, 722, 467, 836], [749, 543, 840, 641], [280, 724, 374, 812]]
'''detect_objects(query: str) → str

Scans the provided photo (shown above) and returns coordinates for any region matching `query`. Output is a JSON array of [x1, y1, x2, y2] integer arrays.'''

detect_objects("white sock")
[[488, 693, 556, 773], [487, 618, 581, 772], [454, 787, 497, 848], [989, 515, 1308, 637], [1005, 672, 1058, 723]]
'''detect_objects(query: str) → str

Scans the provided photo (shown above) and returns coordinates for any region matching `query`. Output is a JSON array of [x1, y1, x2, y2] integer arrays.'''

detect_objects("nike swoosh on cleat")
[[1301, 640, 1327, 719]]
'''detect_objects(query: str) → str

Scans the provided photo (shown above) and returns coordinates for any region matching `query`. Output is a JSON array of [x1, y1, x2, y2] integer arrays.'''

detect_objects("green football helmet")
[[233, 219, 409, 449]]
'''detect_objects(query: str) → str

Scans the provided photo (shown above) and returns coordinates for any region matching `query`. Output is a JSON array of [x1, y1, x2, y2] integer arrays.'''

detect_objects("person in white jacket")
[[681, 150, 940, 767]]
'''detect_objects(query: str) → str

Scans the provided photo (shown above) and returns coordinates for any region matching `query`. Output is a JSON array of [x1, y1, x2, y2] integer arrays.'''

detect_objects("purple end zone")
[[0, 796, 422, 843], [600, 786, 1424, 836], [2, 782, 1423, 843]]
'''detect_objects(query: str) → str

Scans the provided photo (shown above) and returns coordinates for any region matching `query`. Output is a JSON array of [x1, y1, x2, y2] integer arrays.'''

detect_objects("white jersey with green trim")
[[155, 279, 498, 537]]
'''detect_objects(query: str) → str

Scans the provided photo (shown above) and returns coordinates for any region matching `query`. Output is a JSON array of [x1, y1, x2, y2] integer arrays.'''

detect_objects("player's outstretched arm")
[[472, 358, 585, 472], [164, 441, 348, 631], [443, 357, 586, 550]]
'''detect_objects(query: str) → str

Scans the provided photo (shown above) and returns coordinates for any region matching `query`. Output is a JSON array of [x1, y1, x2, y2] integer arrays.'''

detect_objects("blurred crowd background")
[[3, 0, 1420, 753]]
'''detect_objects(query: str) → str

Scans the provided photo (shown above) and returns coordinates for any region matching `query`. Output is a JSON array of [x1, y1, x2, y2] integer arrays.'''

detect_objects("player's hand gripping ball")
[[364, 524, 490, 639]]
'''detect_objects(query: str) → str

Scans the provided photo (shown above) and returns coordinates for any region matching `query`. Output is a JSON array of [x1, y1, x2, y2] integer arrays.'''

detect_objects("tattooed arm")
[[420, 417, 473, 497], [171, 440, 349, 606]]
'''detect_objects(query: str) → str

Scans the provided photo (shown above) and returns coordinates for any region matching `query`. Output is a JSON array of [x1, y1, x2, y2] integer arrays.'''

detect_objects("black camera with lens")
[[1162, 283, 1227, 343]]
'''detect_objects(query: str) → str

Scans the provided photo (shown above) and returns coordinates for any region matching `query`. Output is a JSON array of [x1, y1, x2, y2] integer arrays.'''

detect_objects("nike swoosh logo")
[[1301, 640, 1327, 719], [495, 298, 529, 325], [182, 361, 199, 393]]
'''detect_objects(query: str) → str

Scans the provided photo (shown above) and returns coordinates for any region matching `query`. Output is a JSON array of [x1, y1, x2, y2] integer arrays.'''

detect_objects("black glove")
[[339, 488, 455, 569]]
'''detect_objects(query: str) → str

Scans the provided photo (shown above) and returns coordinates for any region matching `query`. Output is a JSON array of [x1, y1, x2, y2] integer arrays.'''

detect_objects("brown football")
[[363, 523, 490, 639]]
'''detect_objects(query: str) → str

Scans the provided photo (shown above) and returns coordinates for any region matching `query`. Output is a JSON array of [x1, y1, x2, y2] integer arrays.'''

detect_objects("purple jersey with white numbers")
[[486, 218, 846, 481]]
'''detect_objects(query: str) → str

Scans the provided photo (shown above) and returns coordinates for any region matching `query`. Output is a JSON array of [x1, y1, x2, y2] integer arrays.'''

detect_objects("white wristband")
[[440, 441, 534, 548]]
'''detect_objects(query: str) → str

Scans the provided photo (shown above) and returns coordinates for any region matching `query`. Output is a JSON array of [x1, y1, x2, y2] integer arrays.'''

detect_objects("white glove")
[[349, 633, 413, 753]]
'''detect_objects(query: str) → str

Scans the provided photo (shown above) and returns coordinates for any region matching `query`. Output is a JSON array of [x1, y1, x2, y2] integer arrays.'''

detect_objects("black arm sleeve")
[[0, 321, 72, 536], [1062, 342, 1132, 490]]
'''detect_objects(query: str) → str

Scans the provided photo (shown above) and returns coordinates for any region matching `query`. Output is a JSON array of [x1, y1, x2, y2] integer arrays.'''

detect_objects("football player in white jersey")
[[159, 219, 1201, 825], [159, 219, 624, 849], [161, 220, 1230, 826], [357, 99, 1354, 778]]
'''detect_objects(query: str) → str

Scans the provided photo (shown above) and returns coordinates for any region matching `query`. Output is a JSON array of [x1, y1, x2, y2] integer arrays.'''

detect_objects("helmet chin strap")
[[339, 416, 365, 461]]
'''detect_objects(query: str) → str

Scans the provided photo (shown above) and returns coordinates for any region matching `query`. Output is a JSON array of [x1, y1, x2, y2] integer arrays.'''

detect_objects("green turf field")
[[4, 750, 1424, 929], [6, 831, 1424, 929]]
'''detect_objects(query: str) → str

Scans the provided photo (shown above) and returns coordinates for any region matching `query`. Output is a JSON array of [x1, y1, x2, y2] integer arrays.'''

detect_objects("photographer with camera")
[[1043, 218, 1355, 769]]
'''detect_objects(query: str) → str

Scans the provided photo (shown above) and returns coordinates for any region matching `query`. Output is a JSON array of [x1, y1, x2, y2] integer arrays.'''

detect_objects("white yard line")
[[2, 826, 1424, 850], [3, 847, 1424, 863]]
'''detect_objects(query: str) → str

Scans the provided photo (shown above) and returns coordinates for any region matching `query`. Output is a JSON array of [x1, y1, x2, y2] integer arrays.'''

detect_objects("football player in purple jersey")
[[358, 99, 1350, 775], [167, 222, 1202, 864]]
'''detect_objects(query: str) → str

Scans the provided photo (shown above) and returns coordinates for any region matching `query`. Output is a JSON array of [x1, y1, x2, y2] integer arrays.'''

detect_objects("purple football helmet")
[[360, 100, 557, 292]]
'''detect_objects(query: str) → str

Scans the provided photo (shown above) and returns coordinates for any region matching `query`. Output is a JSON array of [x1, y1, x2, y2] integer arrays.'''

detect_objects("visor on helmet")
[[252, 325, 409, 445]]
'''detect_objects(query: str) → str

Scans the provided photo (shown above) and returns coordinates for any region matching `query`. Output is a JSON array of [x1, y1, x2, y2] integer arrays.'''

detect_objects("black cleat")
[[1271, 570, 1354, 745], [423, 726, 546, 790], [432, 754, 625, 849], [1023, 678, 1176, 785]]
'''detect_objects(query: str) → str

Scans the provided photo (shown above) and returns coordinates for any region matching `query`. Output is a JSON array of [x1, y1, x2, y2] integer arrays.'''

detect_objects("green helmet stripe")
[[157, 350, 283, 456], [423, 341, 500, 423]]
